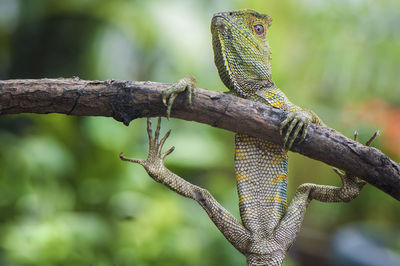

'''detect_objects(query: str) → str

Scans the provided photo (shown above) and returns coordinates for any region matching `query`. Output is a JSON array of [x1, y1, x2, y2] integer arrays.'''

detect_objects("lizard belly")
[[235, 133, 288, 235]]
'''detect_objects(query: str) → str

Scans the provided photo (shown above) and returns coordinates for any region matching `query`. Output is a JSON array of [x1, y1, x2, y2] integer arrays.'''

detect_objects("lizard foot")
[[331, 130, 379, 200], [120, 118, 174, 180], [280, 111, 311, 150], [162, 76, 197, 119]]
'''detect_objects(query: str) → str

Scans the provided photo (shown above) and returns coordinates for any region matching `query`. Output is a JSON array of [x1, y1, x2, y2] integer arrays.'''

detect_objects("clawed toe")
[[280, 112, 311, 150], [146, 117, 174, 159], [162, 76, 197, 119], [120, 117, 174, 169], [119, 152, 144, 165]]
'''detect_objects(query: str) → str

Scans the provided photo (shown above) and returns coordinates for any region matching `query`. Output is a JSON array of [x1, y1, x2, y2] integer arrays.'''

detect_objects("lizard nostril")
[[229, 12, 233, 16]]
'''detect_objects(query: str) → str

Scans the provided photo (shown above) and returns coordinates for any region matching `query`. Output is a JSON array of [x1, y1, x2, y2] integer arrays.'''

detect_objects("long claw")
[[155, 117, 162, 141], [187, 84, 193, 105], [283, 118, 299, 149], [159, 129, 171, 153], [332, 167, 345, 178], [286, 137, 295, 150], [119, 152, 144, 165], [161, 146, 175, 159], [166, 93, 178, 120], [280, 113, 295, 135], [298, 120, 311, 144], [287, 122, 303, 150], [358, 180, 367, 189], [146, 118, 153, 145], [162, 91, 168, 106]]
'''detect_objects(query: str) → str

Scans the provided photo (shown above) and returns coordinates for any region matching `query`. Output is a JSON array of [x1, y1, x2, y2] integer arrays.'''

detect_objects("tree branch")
[[1, 78, 399, 200]]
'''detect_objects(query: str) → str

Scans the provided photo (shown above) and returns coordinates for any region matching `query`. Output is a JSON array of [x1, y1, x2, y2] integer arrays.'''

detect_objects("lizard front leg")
[[162, 76, 197, 119], [280, 109, 324, 150], [252, 88, 324, 151], [120, 118, 252, 253], [274, 131, 377, 249]]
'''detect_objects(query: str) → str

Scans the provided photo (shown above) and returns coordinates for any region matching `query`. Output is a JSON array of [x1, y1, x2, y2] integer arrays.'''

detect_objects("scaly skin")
[[121, 9, 371, 266]]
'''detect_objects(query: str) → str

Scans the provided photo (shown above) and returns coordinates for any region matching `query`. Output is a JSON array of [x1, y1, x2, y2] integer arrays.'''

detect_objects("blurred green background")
[[0, 0, 400, 265]]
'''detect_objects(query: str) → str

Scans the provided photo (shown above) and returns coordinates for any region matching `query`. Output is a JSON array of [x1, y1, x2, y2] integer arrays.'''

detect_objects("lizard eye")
[[253, 24, 264, 35]]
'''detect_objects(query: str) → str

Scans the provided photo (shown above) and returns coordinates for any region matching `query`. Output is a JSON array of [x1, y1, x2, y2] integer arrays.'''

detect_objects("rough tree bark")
[[0, 78, 399, 200]]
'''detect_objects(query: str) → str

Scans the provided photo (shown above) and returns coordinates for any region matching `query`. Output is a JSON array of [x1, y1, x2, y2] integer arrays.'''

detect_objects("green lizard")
[[121, 9, 372, 266]]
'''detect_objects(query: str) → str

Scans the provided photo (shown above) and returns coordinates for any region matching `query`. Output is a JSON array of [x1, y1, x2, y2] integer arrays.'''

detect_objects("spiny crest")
[[236, 9, 272, 28]]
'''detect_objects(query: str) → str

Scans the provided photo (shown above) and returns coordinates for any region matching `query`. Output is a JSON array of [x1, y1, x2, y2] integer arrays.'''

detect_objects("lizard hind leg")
[[330, 129, 379, 194], [120, 118, 253, 254], [162, 76, 197, 119], [274, 130, 378, 250]]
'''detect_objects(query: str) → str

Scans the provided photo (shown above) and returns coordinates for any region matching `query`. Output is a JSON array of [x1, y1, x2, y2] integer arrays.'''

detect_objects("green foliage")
[[0, 0, 399, 265]]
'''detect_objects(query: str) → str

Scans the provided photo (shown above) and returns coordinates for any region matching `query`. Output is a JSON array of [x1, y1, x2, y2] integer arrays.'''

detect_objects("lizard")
[[120, 9, 374, 266]]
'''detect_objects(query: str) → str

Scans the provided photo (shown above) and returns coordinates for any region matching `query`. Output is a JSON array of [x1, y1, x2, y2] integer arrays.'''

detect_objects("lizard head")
[[211, 9, 274, 97]]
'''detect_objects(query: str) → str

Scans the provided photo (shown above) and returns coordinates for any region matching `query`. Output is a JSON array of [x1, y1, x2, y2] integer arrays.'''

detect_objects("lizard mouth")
[[211, 14, 237, 93], [211, 15, 228, 36]]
